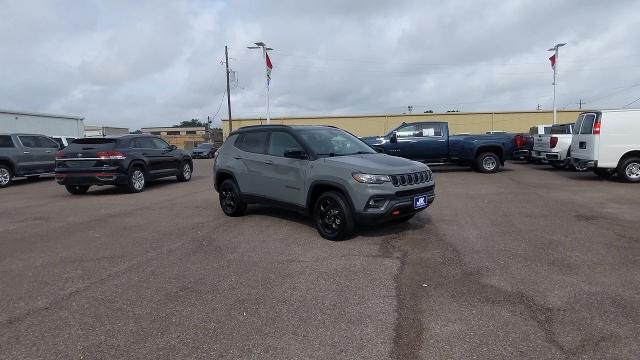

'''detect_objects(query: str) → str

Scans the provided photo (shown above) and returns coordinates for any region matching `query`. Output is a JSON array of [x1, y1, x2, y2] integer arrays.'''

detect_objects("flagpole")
[[263, 46, 271, 125], [548, 43, 566, 125]]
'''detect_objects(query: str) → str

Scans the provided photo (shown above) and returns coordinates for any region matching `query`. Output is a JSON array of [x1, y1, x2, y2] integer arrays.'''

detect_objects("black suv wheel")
[[0, 165, 12, 188], [177, 161, 192, 182], [219, 179, 247, 216], [313, 191, 355, 241], [65, 185, 90, 195], [127, 166, 147, 193]]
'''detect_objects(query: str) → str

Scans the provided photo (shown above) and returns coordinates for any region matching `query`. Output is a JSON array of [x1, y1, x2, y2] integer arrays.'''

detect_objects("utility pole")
[[577, 99, 585, 109], [537, 104, 541, 111], [548, 43, 566, 125], [225, 45, 232, 132]]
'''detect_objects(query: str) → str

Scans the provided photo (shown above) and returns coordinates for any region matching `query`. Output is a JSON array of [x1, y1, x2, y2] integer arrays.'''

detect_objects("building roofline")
[[221, 109, 590, 122], [0, 109, 84, 120]]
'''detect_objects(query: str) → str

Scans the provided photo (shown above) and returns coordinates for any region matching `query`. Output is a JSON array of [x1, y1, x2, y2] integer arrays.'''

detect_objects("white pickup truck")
[[531, 123, 585, 170], [571, 110, 640, 182]]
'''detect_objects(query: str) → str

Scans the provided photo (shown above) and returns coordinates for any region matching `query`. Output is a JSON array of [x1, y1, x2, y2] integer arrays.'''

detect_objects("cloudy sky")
[[2, 0, 640, 129]]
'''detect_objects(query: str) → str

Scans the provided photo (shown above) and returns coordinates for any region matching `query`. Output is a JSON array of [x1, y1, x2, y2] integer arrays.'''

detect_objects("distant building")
[[0, 109, 84, 137], [84, 125, 130, 137], [140, 126, 222, 150]]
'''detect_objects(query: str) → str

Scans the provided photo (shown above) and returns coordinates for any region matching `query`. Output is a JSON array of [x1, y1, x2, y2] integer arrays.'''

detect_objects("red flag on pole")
[[266, 52, 273, 87], [549, 54, 556, 71]]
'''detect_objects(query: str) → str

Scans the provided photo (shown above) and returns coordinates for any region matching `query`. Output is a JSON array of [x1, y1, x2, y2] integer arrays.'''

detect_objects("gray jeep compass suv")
[[213, 125, 436, 240]]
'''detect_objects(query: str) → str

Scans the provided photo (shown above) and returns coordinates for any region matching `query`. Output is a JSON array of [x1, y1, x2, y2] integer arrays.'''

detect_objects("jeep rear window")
[[0, 135, 14, 148]]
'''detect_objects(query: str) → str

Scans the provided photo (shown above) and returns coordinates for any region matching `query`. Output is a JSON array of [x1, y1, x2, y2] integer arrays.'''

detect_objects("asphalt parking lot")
[[1, 160, 639, 359]]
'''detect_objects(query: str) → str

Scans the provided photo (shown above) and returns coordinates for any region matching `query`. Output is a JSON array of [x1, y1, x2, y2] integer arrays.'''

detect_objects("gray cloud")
[[1, 0, 639, 129]]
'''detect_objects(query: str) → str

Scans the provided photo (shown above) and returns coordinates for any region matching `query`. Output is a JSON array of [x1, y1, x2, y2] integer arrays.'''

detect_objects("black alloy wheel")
[[313, 192, 355, 241], [219, 179, 246, 216]]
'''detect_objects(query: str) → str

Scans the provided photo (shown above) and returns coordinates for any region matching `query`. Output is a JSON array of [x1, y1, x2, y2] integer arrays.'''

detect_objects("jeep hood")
[[322, 154, 427, 174]]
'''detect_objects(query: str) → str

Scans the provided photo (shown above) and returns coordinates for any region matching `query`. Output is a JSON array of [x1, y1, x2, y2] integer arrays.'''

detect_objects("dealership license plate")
[[413, 195, 428, 209]]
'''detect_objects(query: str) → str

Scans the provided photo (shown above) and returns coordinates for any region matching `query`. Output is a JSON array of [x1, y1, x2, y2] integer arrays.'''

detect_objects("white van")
[[571, 110, 640, 182]]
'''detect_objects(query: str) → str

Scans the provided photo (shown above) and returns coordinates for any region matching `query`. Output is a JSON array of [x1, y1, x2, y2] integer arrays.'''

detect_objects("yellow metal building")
[[222, 110, 586, 138]]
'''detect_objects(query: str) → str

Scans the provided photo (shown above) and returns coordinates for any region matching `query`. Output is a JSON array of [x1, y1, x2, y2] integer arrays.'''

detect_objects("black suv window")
[[268, 132, 301, 157], [0, 135, 14, 148], [152, 138, 170, 149], [131, 137, 157, 149], [235, 132, 268, 154]]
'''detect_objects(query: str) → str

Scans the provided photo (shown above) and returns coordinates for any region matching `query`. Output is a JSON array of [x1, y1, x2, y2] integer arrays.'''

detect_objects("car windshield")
[[296, 128, 376, 157], [196, 143, 212, 149]]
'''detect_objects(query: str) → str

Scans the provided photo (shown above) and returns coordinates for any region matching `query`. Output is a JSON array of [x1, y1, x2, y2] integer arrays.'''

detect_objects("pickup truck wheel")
[[177, 161, 192, 182], [475, 152, 501, 173], [313, 191, 355, 241], [618, 158, 640, 183], [65, 185, 90, 195], [127, 166, 147, 193], [0, 165, 13, 188], [219, 179, 247, 216]]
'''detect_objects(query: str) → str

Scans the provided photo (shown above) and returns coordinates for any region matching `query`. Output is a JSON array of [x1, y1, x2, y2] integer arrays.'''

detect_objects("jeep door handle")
[[233, 156, 243, 160], [264, 160, 273, 165], [23, 151, 30, 154]]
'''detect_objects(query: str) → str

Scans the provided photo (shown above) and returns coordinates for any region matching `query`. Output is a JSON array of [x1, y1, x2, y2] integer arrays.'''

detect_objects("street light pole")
[[548, 43, 566, 125], [247, 42, 274, 124]]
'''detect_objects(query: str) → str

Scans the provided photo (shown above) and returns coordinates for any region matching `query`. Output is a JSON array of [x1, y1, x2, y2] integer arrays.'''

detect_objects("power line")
[[622, 96, 640, 108]]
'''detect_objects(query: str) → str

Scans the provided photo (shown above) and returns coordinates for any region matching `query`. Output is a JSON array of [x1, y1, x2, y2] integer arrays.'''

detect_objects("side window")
[[38, 136, 60, 148], [131, 137, 156, 149], [580, 114, 596, 134], [0, 135, 15, 148], [152, 138, 170, 149], [419, 124, 443, 137], [235, 132, 268, 154], [268, 132, 301, 157], [395, 124, 419, 138], [52, 138, 64, 147], [18, 135, 40, 148]]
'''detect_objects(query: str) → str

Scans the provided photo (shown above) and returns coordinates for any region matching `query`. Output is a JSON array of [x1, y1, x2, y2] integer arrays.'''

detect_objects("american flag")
[[549, 54, 556, 71], [266, 52, 273, 87]]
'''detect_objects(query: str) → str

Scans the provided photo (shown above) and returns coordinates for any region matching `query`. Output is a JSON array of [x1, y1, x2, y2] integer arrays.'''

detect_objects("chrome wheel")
[[132, 170, 145, 191], [482, 157, 497, 171], [316, 197, 344, 236], [183, 163, 192, 180], [0, 168, 10, 186], [625, 162, 640, 180]]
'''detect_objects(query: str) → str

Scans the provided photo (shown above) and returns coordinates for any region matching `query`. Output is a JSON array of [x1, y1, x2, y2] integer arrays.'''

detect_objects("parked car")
[[571, 110, 640, 182], [513, 124, 551, 161], [55, 135, 193, 194], [51, 136, 78, 149], [213, 125, 436, 240], [0, 133, 60, 188], [531, 123, 586, 171], [361, 121, 517, 173], [191, 142, 217, 159]]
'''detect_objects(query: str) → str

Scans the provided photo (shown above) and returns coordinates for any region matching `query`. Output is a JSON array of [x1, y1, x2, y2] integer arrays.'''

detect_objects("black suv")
[[55, 135, 193, 194]]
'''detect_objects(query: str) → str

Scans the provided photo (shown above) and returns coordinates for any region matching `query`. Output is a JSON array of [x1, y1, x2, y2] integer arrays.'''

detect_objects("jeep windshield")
[[296, 128, 376, 157], [196, 143, 212, 149]]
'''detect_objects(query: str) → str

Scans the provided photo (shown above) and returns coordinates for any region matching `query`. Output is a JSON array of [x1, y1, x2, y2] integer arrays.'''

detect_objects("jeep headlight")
[[352, 173, 391, 184]]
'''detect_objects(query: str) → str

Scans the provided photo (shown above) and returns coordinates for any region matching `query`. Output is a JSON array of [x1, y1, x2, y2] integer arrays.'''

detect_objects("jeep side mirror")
[[169, 144, 177, 150], [284, 148, 307, 160], [390, 131, 398, 143]]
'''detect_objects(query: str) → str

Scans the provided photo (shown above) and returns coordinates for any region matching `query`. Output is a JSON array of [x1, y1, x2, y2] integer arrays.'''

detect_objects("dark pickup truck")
[[362, 121, 518, 173]]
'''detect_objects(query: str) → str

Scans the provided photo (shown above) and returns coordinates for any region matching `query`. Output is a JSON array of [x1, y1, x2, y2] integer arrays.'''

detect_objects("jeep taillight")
[[97, 151, 126, 160], [593, 118, 601, 135], [55, 151, 65, 159], [550, 136, 558, 149]]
